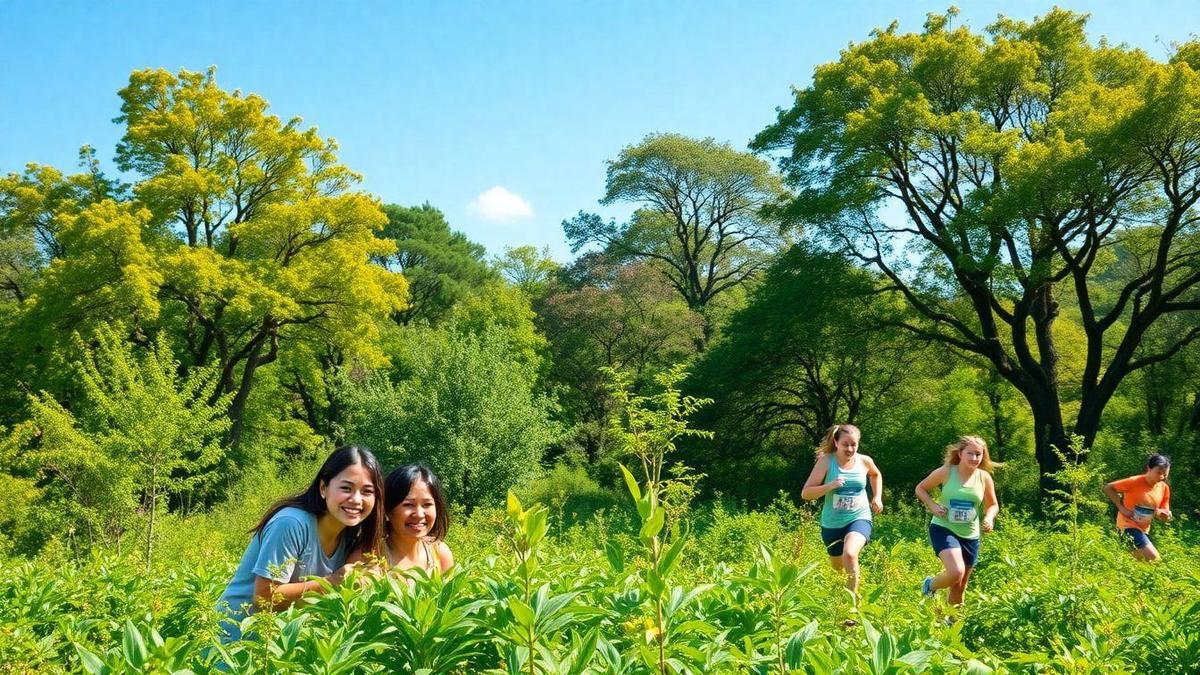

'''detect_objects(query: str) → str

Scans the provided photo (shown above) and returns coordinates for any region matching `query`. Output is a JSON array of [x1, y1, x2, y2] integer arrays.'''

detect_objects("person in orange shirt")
[[1102, 454, 1172, 561]]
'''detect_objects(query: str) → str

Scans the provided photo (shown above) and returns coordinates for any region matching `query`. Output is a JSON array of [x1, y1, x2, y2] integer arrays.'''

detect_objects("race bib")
[[948, 499, 977, 524], [833, 491, 864, 511], [1133, 505, 1154, 523]]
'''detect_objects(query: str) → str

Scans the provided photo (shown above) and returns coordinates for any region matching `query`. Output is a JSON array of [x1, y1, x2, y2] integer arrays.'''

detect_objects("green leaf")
[[507, 491, 523, 522], [568, 628, 600, 675], [121, 620, 146, 668], [785, 621, 819, 669], [962, 659, 994, 675], [639, 506, 665, 543], [525, 507, 549, 549], [604, 539, 625, 574], [657, 526, 689, 578], [509, 597, 536, 630], [896, 649, 934, 671], [74, 644, 108, 675], [619, 463, 642, 505]]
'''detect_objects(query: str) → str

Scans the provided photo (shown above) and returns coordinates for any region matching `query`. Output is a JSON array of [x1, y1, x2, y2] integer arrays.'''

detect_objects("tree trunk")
[[145, 463, 157, 572], [1033, 410, 1072, 507], [226, 341, 265, 453]]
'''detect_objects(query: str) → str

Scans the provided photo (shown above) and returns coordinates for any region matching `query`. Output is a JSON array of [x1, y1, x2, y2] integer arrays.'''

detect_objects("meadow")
[[2, 479, 1197, 674]]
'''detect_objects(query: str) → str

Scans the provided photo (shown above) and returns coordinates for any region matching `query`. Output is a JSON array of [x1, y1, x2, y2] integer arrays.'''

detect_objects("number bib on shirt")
[[833, 490, 864, 511], [948, 499, 977, 524], [1133, 505, 1154, 524]]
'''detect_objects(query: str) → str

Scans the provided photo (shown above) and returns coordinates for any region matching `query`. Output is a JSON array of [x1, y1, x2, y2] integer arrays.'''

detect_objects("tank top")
[[931, 466, 985, 539], [820, 455, 871, 528], [384, 539, 437, 571]]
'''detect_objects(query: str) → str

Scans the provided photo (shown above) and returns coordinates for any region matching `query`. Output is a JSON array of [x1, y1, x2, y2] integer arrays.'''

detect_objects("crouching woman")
[[217, 445, 385, 641]]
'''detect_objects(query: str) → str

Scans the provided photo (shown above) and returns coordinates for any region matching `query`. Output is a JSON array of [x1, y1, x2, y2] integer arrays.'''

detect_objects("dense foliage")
[[2, 501, 1198, 673]]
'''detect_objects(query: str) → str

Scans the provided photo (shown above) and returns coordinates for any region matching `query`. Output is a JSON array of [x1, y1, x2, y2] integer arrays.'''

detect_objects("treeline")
[[3, 8, 1200, 559]]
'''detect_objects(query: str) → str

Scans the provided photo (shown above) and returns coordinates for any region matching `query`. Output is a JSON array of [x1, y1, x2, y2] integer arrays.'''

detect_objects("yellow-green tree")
[[37, 67, 406, 452], [755, 9, 1200, 498]]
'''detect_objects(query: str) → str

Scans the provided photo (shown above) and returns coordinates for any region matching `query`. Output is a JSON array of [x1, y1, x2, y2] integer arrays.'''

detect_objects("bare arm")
[[251, 564, 355, 611], [915, 466, 949, 518], [801, 455, 841, 501], [1102, 482, 1135, 520], [981, 473, 1000, 532], [864, 456, 884, 513], [253, 575, 328, 611], [1157, 484, 1173, 521]]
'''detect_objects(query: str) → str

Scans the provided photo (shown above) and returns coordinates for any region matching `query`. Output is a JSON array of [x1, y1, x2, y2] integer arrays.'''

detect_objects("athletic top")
[[1109, 475, 1170, 533], [820, 455, 871, 528], [930, 466, 985, 539]]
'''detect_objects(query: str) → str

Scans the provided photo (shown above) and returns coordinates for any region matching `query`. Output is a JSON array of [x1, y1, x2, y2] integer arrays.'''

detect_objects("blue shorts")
[[820, 519, 873, 557], [1122, 527, 1152, 550], [929, 523, 980, 568]]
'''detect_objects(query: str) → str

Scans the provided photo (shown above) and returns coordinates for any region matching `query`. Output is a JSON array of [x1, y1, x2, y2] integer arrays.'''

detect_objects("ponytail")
[[815, 423, 860, 459]]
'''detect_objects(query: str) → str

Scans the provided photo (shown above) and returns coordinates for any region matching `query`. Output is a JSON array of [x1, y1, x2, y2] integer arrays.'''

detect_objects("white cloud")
[[467, 186, 533, 223]]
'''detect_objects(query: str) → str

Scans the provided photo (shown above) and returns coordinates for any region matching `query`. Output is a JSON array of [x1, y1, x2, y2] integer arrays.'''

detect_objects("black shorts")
[[1122, 527, 1152, 550], [928, 523, 980, 567], [820, 519, 873, 557]]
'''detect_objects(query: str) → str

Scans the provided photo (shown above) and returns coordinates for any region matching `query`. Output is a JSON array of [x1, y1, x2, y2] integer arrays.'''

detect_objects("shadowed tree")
[[540, 257, 703, 460], [689, 244, 917, 465]]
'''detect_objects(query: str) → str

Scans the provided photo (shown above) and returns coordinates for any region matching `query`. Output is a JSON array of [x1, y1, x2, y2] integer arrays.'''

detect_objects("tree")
[[494, 244, 560, 300], [376, 203, 494, 325], [0, 146, 124, 290], [341, 322, 560, 511], [31, 66, 408, 451], [690, 244, 918, 455], [0, 149, 126, 411], [539, 258, 703, 460], [4, 324, 229, 561], [279, 202, 490, 439], [754, 9, 1200, 497], [563, 133, 789, 344]]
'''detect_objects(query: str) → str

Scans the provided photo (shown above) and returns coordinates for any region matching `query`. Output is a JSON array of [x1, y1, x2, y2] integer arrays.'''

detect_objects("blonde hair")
[[816, 423, 861, 458], [944, 435, 1000, 473]]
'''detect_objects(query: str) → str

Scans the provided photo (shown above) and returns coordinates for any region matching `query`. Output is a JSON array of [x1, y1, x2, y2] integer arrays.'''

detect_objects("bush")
[[514, 462, 624, 529]]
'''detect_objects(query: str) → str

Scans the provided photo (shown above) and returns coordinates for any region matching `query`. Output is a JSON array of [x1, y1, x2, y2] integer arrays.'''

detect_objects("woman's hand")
[[1156, 508, 1173, 521], [870, 499, 883, 514], [982, 516, 995, 533], [930, 504, 948, 518], [827, 476, 846, 490], [327, 562, 358, 586]]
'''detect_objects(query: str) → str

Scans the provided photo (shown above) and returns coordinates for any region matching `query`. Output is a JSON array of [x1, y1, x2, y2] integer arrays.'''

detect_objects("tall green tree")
[[376, 203, 494, 325], [341, 322, 560, 511], [563, 133, 789, 345], [690, 245, 917, 452], [754, 9, 1200, 496], [494, 244, 560, 301], [539, 258, 703, 461]]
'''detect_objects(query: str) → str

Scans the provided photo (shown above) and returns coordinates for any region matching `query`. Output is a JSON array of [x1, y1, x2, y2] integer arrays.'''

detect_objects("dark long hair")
[[384, 464, 450, 542], [251, 445, 385, 556]]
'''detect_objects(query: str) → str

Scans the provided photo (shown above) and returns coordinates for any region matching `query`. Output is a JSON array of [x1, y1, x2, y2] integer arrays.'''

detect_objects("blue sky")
[[2, 1, 1198, 260]]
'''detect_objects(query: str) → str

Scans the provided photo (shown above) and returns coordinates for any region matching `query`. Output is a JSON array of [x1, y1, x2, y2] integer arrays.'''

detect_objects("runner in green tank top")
[[915, 436, 999, 607], [802, 424, 883, 596]]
